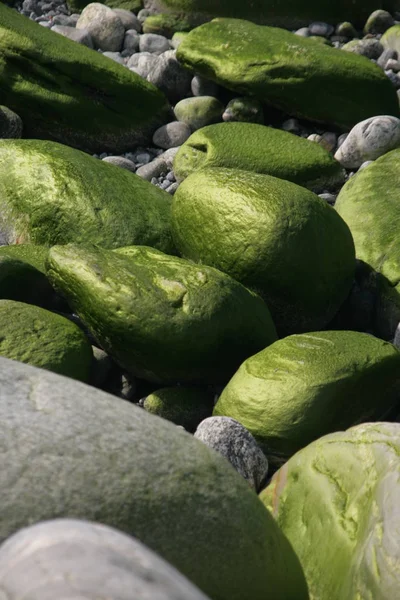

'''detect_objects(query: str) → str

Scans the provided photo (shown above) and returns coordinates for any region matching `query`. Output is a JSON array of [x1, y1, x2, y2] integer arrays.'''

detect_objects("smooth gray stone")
[[147, 49, 192, 103], [112, 7, 141, 31], [0, 519, 210, 600], [51, 24, 94, 47], [153, 121, 191, 149], [139, 32, 170, 54], [76, 3, 125, 52], [102, 155, 136, 171]]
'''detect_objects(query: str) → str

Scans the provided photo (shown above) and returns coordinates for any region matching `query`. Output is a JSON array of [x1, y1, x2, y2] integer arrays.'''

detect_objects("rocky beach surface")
[[1, 0, 400, 598]]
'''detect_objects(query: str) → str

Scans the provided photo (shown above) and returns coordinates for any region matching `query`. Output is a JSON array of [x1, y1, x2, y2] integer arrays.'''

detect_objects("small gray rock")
[[222, 97, 264, 124], [281, 117, 301, 133], [123, 28, 140, 53], [0, 519, 211, 600], [358, 160, 374, 170], [90, 346, 113, 388], [76, 3, 125, 52], [102, 155, 136, 171], [308, 21, 334, 37], [385, 58, 400, 72], [364, 9, 395, 35], [335, 115, 400, 168], [51, 24, 94, 47], [174, 96, 224, 131], [161, 146, 180, 168], [147, 50, 192, 103], [0, 106, 23, 139], [127, 51, 159, 77], [102, 51, 125, 64], [377, 48, 398, 69], [294, 27, 310, 37], [342, 38, 384, 59], [139, 32, 170, 54], [152, 121, 191, 149], [194, 416, 269, 492], [136, 156, 168, 180], [112, 8, 141, 31], [191, 75, 220, 97]]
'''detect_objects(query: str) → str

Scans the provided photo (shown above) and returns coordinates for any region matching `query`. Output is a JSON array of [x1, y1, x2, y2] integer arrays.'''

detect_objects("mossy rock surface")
[[214, 331, 400, 464], [0, 244, 56, 307], [150, 0, 381, 27], [143, 12, 195, 36], [0, 356, 308, 600], [0, 139, 174, 252], [381, 24, 400, 53], [176, 19, 399, 129], [172, 167, 355, 336], [0, 299, 92, 380], [260, 422, 400, 600], [0, 3, 169, 153], [46, 244, 277, 384], [143, 386, 215, 431], [174, 121, 345, 190]]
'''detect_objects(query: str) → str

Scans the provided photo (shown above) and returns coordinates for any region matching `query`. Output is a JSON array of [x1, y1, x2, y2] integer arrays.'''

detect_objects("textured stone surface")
[[172, 167, 355, 335], [76, 3, 125, 51], [214, 331, 400, 464], [260, 422, 400, 600], [143, 386, 214, 431], [46, 244, 277, 384], [0, 519, 211, 600], [195, 416, 269, 491], [0, 356, 308, 600]]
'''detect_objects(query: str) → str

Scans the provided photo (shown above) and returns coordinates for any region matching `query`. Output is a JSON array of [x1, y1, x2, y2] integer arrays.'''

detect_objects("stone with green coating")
[[0, 3, 169, 153], [149, 0, 381, 28], [173, 122, 345, 190], [260, 422, 400, 600], [176, 19, 399, 130], [143, 386, 214, 431], [0, 299, 92, 381], [143, 13, 195, 37], [381, 24, 400, 53], [174, 96, 224, 131], [0, 356, 309, 600], [0, 245, 55, 307], [214, 331, 400, 465], [172, 167, 355, 335], [46, 244, 277, 384], [0, 139, 175, 252]]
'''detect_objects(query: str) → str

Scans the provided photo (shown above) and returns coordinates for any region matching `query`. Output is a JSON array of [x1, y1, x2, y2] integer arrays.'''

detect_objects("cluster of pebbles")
[[10, 0, 400, 203]]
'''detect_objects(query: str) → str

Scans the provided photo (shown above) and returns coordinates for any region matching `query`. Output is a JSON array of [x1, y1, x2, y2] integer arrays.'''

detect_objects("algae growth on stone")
[[173, 121, 345, 190], [0, 139, 175, 252], [172, 167, 355, 336], [214, 330, 400, 463], [0, 2, 170, 152], [176, 18, 399, 129], [46, 243, 277, 384]]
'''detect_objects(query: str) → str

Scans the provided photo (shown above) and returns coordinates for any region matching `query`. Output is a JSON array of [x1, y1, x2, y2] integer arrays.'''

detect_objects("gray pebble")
[[112, 8, 141, 32], [90, 346, 113, 388], [139, 32, 170, 54], [342, 38, 384, 59], [102, 156, 136, 171], [222, 97, 264, 124], [294, 27, 310, 37], [194, 416, 268, 492], [358, 160, 374, 171], [0, 106, 23, 139], [308, 21, 334, 37], [318, 192, 337, 204], [76, 3, 125, 52], [165, 182, 179, 194], [123, 29, 140, 53], [191, 75, 220, 97], [127, 52, 159, 78], [377, 48, 398, 69], [51, 25, 95, 48], [102, 51, 125, 64], [137, 8, 152, 23], [385, 69, 400, 88], [136, 156, 168, 180], [147, 50, 192, 103], [152, 121, 191, 149], [385, 58, 400, 71]]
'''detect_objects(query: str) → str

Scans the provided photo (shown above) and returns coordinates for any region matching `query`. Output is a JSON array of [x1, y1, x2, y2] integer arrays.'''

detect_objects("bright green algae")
[[172, 167, 355, 336], [151, 0, 382, 27], [176, 19, 399, 129], [0, 139, 175, 252], [260, 422, 400, 600], [0, 3, 170, 153], [0, 299, 92, 380], [214, 331, 400, 462], [46, 244, 277, 384], [173, 121, 345, 190]]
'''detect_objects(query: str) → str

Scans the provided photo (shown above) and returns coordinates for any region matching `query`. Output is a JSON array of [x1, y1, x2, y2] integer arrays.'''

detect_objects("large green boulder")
[[173, 122, 345, 191], [260, 422, 400, 600], [0, 3, 169, 153], [0, 356, 308, 600], [149, 0, 381, 28], [172, 167, 355, 336], [0, 139, 175, 252], [0, 299, 92, 380], [335, 149, 400, 338], [214, 331, 400, 466], [0, 244, 56, 307], [176, 19, 399, 130], [381, 24, 400, 53], [46, 244, 277, 384]]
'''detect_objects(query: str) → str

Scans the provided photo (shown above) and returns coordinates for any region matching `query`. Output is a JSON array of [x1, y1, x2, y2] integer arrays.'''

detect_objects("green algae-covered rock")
[[0, 3, 169, 153], [381, 23, 400, 53], [214, 331, 400, 465], [176, 19, 399, 130], [0, 299, 92, 380], [172, 167, 355, 336], [143, 386, 215, 431], [150, 0, 380, 28], [143, 12, 195, 37], [0, 244, 55, 307], [0, 139, 174, 252], [0, 356, 309, 600], [46, 244, 277, 384], [260, 422, 400, 600], [173, 122, 345, 190]]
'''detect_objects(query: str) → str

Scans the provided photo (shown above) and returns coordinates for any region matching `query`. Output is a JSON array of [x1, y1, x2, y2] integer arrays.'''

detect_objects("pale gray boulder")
[[76, 3, 125, 52]]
